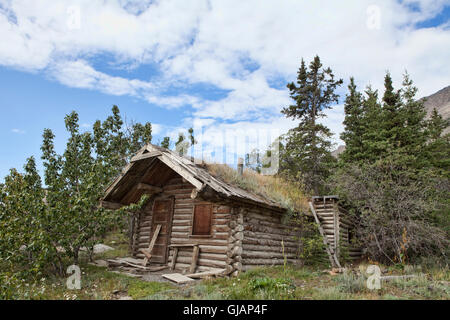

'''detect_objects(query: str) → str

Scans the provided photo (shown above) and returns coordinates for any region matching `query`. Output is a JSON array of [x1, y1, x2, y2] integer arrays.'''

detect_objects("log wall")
[[133, 176, 303, 274], [240, 207, 301, 272], [134, 177, 232, 273]]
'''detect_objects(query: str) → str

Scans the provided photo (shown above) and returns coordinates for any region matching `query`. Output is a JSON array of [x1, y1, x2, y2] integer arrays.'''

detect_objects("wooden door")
[[149, 198, 174, 264]]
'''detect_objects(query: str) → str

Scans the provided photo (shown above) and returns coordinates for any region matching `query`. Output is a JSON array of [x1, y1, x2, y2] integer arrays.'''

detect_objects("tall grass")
[[205, 163, 309, 214]]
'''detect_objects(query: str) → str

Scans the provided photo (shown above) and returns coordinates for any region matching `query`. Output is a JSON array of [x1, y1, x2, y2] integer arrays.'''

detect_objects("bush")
[[330, 162, 449, 265]]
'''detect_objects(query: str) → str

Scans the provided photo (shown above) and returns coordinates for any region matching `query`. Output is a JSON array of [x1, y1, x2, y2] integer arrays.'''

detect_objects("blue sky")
[[0, 0, 449, 180]]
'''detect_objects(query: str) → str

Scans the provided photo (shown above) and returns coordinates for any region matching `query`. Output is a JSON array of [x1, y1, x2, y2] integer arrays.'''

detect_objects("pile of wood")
[[106, 257, 168, 273], [162, 268, 226, 284]]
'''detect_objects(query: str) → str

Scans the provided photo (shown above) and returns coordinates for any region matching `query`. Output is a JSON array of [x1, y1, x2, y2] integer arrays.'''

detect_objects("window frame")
[[190, 202, 213, 238]]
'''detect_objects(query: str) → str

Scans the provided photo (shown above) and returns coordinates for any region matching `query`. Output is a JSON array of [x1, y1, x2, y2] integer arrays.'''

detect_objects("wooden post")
[[190, 245, 200, 273], [237, 158, 244, 175], [170, 247, 179, 271], [333, 201, 340, 261]]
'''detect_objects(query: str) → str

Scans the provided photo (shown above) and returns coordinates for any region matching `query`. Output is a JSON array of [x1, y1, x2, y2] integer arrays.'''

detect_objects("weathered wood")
[[141, 224, 162, 266], [309, 202, 341, 268], [190, 245, 200, 273], [136, 183, 163, 194], [130, 151, 162, 162], [100, 200, 123, 210], [185, 268, 226, 279], [170, 247, 179, 270], [158, 153, 204, 190], [162, 273, 195, 284]]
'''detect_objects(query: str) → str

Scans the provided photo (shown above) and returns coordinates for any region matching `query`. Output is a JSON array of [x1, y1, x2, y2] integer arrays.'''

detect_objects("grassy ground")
[[15, 263, 449, 300], [6, 231, 449, 300]]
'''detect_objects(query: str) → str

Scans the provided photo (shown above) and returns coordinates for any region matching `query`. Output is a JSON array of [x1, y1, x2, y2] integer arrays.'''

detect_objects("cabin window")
[[192, 204, 212, 236]]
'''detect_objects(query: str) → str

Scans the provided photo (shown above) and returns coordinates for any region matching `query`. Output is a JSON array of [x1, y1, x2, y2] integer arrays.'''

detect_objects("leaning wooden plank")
[[185, 268, 226, 279], [142, 224, 162, 266], [162, 273, 195, 284]]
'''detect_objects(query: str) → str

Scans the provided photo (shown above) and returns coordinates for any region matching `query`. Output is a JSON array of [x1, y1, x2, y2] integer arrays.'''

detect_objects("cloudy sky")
[[0, 0, 449, 178]]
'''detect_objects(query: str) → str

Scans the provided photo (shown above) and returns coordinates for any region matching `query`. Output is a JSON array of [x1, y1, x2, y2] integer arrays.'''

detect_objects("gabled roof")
[[102, 144, 286, 213]]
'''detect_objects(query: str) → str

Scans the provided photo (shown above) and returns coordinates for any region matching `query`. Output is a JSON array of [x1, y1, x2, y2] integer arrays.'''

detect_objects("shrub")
[[330, 162, 449, 265]]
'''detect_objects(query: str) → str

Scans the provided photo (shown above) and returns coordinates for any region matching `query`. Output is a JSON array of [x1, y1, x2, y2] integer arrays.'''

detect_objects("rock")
[[118, 296, 133, 300], [93, 244, 114, 254], [90, 259, 108, 267]]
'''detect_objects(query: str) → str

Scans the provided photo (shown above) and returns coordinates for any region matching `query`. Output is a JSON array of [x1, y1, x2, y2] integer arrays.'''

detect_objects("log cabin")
[[101, 144, 358, 275]]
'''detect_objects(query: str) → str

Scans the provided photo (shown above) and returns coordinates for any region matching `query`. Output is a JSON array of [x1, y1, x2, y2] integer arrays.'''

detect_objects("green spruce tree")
[[340, 77, 365, 163], [281, 56, 343, 194]]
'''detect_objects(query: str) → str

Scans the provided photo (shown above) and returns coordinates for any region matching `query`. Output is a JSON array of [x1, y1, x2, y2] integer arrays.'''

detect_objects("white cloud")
[[151, 123, 163, 135], [49, 59, 153, 96], [11, 128, 26, 134], [1, 0, 449, 148]]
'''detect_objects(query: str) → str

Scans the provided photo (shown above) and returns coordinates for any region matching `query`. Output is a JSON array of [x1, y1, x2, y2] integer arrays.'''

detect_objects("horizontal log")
[[173, 213, 192, 219], [242, 237, 298, 248], [172, 226, 190, 232], [173, 263, 215, 272], [170, 250, 227, 262], [170, 256, 226, 268], [170, 238, 228, 246], [244, 230, 297, 242], [242, 251, 296, 259], [242, 258, 298, 265], [174, 208, 194, 214], [243, 244, 298, 254], [172, 220, 191, 226]]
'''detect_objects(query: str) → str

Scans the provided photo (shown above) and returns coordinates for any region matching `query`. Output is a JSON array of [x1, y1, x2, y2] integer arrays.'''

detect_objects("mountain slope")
[[422, 85, 450, 120]]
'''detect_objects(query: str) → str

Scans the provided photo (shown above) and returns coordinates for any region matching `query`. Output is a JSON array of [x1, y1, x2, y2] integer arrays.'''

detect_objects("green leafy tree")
[[0, 157, 59, 276], [40, 106, 153, 265], [281, 56, 343, 194], [0, 105, 159, 281], [175, 127, 196, 157]]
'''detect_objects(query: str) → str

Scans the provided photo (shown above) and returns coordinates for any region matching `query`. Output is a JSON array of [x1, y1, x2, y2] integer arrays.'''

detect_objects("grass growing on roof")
[[205, 163, 309, 214]]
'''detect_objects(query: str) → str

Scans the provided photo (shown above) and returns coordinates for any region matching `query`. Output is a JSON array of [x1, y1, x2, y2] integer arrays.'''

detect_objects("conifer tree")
[[425, 108, 450, 177], [340, 77, 364, 163], [281, 56, 343, 194]]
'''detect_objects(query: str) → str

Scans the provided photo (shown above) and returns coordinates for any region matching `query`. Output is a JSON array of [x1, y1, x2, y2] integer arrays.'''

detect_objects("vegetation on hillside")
[[329, 72, 450, 265]]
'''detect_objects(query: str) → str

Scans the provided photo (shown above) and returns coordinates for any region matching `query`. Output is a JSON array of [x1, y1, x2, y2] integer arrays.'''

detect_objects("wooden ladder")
[[309, 199, 341, 268]]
